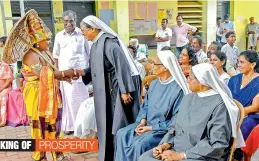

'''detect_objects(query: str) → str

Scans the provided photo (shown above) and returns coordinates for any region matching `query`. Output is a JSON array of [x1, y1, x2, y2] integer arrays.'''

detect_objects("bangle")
[[61, 71, 65, 78], [73, 69, 77, 76]]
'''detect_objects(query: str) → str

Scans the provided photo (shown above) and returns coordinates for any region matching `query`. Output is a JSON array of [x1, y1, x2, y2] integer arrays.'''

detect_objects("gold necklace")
[[242, 73, 255, 86]]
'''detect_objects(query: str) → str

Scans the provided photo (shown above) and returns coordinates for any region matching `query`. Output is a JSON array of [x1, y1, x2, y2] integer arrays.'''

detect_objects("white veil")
[[192, 63, 245, 148], [157, 50, 191, 95], [82, 15, 139, 76]]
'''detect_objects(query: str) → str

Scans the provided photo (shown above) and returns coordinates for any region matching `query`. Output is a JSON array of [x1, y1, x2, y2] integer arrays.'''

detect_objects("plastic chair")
[[228, 99, 245, 161], [140, 75, 157, 104]]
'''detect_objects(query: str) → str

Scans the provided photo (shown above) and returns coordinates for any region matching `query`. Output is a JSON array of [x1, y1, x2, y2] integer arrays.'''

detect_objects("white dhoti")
[[74, 97, 97, 138], [60, 77, 89, 132], [248, 33, 259, 47]]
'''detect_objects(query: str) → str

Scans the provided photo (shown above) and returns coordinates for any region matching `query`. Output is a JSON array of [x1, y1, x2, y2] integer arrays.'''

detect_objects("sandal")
[[56, 156, 69, 161]]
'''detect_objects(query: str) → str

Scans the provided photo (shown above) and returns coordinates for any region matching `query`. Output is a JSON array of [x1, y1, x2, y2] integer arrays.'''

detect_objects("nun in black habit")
[[77, 15, 141, 161]]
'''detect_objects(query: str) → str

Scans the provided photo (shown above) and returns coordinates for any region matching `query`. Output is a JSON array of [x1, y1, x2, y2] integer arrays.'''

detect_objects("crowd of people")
[[0, 9, 258, 161]]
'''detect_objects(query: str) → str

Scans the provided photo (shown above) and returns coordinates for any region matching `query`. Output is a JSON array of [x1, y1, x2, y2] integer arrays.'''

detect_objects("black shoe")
[[64, 131, 74, 135]]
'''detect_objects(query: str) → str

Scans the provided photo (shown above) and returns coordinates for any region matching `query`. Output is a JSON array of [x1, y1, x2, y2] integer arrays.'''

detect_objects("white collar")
[[63, 27, 80, 35], [227, 43, 236, 48], [176, 22, 185, 27], [195, 49, 203, 56], [197, 89, 218, 97], [160, 27, 168, 31], [92, 31, 104, 43], [159, 76, 175, 85]]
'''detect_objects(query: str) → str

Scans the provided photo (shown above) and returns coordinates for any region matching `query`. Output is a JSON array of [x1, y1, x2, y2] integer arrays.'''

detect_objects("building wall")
[[96, 1, 116, 31], [0, 0, 12, 55], [231, 1, 259, 52], [52, 0, 64, 34], [0, 0, 219, 57]]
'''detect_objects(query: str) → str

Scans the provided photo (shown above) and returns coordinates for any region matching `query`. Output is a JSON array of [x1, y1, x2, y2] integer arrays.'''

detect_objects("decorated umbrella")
[[2, 9, 58, 71]]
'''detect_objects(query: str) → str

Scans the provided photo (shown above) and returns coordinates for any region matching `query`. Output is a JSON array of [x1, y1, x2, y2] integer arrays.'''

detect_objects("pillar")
[[114, 0, 129, 44]]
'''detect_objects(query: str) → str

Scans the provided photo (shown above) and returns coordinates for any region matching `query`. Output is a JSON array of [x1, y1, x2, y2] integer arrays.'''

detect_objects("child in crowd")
[[221, 31, 239, 76]]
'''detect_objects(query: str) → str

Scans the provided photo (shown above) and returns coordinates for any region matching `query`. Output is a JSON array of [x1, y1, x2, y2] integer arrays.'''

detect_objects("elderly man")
[[172, 15, 197, 58], [246, 17, 259, 50], [191, 36, 208, 63], [129, 38, 147, 63], [219, 14, 236, 46], [53, 10, 90, 135], [155, 18, 172, 52], [128, 45, 146, 80], [207, 41, 222, 58]]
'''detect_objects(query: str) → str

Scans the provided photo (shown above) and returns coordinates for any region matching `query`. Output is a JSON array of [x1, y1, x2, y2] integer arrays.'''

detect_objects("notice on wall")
[[133, 19, 157, 35], [158, 9, 166, 24], [151, 20, 158, 31], [166, 9, 173, 23], [133, 19, 145, 35]]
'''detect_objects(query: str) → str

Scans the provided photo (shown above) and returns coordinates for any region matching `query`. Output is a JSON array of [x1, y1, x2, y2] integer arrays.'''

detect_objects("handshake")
[[56, 69, 85, 82]]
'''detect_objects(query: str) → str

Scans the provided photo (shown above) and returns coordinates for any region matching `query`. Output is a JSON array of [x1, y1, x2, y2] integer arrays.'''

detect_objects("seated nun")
[[115, 50, 190, 161], [139, 63, 245, 161]]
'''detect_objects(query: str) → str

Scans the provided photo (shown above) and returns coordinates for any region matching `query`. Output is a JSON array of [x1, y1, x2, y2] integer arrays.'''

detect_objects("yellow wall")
[[202, 1, 207, 43], [128, 1, 177, 57], [231, 1, 259, 51], [96, 1, 116, 31], [52, 0, 64, 34], [157, 1, 178, 26], [128, 1, 177, 37], [0, 0, 12, 56], [114, 0, 129, 44]]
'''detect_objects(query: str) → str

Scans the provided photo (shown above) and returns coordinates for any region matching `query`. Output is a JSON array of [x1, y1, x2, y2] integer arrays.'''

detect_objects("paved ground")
[[0, 126, 98, 161]]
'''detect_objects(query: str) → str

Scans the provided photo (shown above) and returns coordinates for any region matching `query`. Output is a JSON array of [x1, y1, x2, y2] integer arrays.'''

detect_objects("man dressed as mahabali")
[[3, 9, 78, 161]]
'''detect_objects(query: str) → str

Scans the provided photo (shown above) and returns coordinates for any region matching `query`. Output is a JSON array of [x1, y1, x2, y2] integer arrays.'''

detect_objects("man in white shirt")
[[53, 10, 90, 135], [155, 19, 172, 52], [219, 14, 236, 46], [246, 17, 259, 50], [216, 17, 222, 43], [191, 36, 208, 63], [128, 45, 146, 80]]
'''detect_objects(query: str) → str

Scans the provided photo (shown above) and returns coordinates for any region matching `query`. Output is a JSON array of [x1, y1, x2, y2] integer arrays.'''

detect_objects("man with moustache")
[[206, 41, 222, 58], [172, 15, 197, 58], [53, 10, 90, 135]]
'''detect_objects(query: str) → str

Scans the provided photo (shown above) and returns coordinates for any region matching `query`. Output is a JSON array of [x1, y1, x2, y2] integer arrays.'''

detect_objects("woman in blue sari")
[[115, 50, 190, 161], [228, 50, 259, 160]]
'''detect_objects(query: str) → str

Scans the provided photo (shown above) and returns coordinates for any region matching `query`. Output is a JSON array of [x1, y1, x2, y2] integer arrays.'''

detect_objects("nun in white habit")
[[139, 63, 245, 161], [77, 15, 141, 161], [115, 50, 190, 161]]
